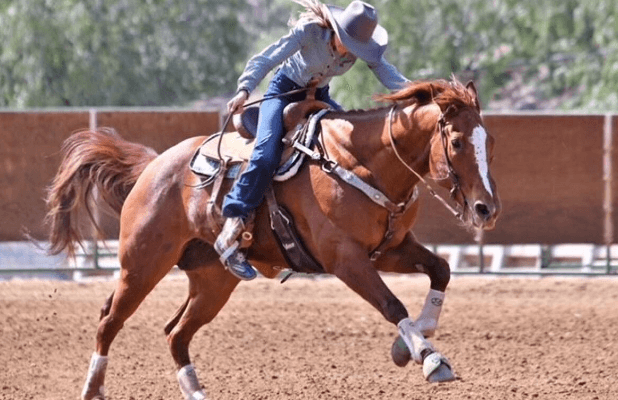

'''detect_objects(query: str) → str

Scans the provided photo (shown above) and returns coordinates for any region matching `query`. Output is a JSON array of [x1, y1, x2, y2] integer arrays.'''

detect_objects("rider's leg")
[[218, 73, 297, 280], [221, 98, 288, 217]]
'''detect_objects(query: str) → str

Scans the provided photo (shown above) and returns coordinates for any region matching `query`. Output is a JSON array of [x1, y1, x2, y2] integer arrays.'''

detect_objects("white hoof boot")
[[397, 318, 433, 364], [423, 352, 456, 383], [415, 317, 438, 338], [81, 353, 107, 400], [178, 365, 208, 400]]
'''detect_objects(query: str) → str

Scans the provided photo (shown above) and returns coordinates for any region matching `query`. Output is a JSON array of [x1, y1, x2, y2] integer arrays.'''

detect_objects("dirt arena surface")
[[1, 274, 617, 400]]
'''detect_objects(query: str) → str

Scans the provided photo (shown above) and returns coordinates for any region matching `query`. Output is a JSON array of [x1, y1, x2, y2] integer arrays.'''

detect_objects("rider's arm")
[[367, 56, 410, 91], [236, 23, 308, 95]]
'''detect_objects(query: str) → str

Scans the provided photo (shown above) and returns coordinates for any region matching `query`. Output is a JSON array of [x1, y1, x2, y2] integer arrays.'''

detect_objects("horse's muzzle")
[[471, 199, 500, 230]]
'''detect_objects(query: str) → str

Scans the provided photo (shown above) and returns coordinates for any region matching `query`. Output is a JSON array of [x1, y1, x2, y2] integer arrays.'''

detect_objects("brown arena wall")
[[0, 110, 220, 241], [411, 114, 608, 244], [0, 111, 615, 245]]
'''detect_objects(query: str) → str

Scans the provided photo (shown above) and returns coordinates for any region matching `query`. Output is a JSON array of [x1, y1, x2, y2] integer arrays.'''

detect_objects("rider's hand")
[[227, 90, 249, 114]]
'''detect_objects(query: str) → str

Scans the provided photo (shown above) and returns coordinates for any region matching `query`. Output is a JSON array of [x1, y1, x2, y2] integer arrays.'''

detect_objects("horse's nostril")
[[475, 202, 491, 220]]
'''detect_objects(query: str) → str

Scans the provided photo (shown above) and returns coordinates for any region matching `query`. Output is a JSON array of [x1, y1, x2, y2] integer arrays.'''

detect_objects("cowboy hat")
[[324, 1, 388, 64]]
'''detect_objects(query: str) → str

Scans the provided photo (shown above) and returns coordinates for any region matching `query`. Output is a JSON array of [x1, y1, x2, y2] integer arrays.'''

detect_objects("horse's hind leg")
[[100, 290, 115, 321], [164, 296, 190, 336], [81, 236, 185, 400], [167, 266, 239, 400]]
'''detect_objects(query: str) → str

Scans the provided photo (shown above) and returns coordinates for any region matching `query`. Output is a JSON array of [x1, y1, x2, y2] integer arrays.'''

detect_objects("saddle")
[[189, 96, 330, 274]]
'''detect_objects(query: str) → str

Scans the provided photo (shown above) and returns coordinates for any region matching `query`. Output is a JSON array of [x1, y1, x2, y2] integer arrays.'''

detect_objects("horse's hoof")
[[82, 389, 105, 400], [83, 395, 104, 400], [423, 352, 456, 383], [390, 335, 411, 367]]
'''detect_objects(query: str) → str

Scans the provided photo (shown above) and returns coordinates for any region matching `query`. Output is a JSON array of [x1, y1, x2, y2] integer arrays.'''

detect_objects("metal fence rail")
[[1, 241, 616, 280], [429, 243, 617, 276]]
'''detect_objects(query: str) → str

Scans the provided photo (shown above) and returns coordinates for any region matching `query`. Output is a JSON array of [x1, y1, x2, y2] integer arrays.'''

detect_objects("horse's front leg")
[[376, 232, 451, 339], [324, 239, 454, 382]]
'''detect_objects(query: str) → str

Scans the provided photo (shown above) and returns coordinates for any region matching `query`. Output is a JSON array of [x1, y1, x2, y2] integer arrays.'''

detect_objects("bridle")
[[437, 107, 464, 202], [387, 105, 465, 221], [197, 90, 467, 261]]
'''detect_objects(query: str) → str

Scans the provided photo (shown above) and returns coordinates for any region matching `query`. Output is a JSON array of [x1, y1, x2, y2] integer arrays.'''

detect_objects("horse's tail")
[[45, 128, 158, 257]]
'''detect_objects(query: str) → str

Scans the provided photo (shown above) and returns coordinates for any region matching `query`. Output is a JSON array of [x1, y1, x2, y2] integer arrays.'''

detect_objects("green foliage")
[[0, 0, 252, 107], [330, 0, 618, 111], [1, 0, 617, 110]]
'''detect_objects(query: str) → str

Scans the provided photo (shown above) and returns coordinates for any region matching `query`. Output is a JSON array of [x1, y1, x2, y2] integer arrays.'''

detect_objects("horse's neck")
[[322, 104, 435, 203], [393, 103, 439, 175]]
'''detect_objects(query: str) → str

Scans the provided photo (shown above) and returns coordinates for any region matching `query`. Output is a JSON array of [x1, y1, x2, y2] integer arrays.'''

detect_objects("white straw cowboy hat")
[[325, 1, 388, 63]]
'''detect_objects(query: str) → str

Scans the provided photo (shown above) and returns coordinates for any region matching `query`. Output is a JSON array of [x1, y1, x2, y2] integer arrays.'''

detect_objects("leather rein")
[[387, 105, 465, 221], [311, 105, 464, 261], [294, 103, 467, 261], [211, 90, 465, 262]]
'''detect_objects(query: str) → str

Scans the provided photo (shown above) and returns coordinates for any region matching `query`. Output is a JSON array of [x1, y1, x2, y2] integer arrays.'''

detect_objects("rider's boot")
[[214, 216, 257, 281]]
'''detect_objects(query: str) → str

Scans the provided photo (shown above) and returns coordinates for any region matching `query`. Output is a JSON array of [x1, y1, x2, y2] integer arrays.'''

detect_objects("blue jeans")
[[222, 71, 341, 219]]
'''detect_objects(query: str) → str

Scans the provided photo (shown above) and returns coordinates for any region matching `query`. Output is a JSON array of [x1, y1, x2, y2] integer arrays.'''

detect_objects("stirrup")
[[219, 242, 257, 281], [215, 217, 246, 253]]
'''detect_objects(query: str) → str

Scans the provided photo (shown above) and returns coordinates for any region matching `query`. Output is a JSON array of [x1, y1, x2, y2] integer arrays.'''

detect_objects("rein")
[[187, 88, 313, 188], [386, 105, 463, 221], [242, 87, 311, 108], [198, 91, 465, 262], [216, 87, 312, 160]]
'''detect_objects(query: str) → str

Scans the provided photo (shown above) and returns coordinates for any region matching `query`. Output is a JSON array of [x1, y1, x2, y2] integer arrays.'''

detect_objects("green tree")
[[2, 0, 618, 110], [0, 0, 252, 107], [328, 0, 618, 111]]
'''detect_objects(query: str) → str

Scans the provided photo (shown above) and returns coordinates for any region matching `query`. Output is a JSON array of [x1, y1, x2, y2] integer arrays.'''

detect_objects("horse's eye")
[[451, 138, 462, 150]]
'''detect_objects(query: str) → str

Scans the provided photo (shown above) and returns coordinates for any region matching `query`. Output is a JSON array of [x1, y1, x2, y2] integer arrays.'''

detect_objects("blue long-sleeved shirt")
[[237, 21, 409, 94]]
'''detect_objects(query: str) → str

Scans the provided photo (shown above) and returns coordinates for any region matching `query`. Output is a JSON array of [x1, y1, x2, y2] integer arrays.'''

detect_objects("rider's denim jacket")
[[237, 21, 409, 94]]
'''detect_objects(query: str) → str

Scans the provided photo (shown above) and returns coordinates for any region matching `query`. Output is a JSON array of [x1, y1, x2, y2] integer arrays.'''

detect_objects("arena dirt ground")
[[1, 274, 617, 400]]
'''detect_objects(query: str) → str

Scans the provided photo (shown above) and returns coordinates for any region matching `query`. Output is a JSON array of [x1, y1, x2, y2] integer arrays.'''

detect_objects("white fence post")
[[73, 109, 99, 280], [603, 114, 614, 273]]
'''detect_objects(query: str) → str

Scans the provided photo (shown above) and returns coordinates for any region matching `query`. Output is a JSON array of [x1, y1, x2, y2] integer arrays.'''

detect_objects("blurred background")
[[0, 0, 616, 277], [1, 0, 617, 110]]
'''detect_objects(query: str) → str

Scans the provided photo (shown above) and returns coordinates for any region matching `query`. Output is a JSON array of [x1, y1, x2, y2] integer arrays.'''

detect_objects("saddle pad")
[[274, 108, 329, 181], [190, 109, 329, 181], [190, 132, 254, 179], [190, 152, 246, 179]]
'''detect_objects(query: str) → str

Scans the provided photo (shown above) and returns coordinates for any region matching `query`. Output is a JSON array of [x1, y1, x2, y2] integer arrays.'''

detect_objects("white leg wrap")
[[177, 364, 207, 400], [415, 289, 445, 338], [397, 318, 434, 364], [81, 352, 108, 400]]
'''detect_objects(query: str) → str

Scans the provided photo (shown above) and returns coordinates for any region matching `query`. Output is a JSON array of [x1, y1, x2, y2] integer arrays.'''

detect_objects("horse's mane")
[[374, 78, 477, 111]]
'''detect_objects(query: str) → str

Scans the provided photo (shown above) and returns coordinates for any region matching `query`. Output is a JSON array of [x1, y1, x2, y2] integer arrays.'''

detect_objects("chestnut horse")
[[46, 79, 500, 399]]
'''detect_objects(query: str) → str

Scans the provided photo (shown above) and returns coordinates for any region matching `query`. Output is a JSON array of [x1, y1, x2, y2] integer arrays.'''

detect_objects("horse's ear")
[[466, 81, 481, 112]]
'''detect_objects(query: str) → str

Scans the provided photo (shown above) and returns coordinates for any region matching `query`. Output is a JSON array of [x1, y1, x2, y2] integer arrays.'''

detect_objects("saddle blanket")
[[190, 109, 329, 182]]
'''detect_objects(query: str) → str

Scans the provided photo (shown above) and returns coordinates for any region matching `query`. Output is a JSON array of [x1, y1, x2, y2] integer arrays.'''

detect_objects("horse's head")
[[376, 78, 500, 231], [427, 80, 501, 230]]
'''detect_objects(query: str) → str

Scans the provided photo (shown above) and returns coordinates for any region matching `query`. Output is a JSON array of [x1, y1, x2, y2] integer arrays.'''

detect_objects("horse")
[[46, 78, 500, 400]]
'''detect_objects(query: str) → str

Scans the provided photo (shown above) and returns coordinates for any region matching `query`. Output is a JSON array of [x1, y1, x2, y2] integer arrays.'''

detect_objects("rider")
[[216, 0, 410, 280]]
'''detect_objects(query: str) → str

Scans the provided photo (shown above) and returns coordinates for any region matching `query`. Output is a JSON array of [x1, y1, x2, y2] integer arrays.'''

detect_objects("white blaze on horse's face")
[[469, 125, 493, 196]]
